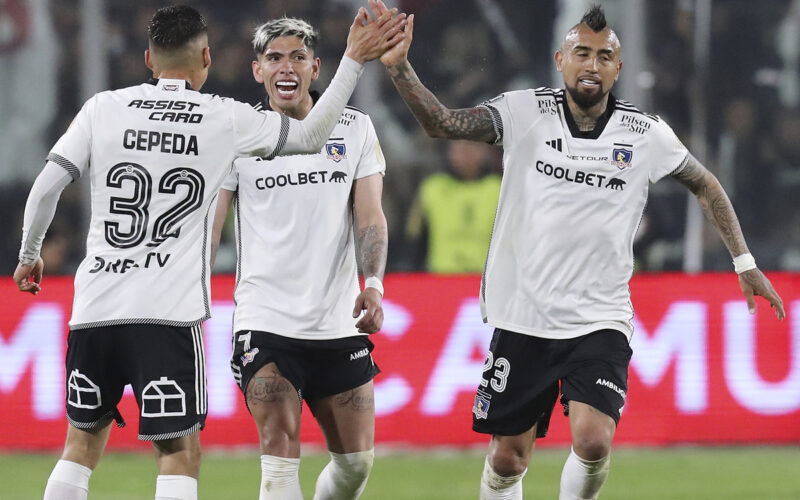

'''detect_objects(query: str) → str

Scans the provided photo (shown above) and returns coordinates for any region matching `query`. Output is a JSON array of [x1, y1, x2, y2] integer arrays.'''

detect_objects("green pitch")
[[1, 447, 798, 499]]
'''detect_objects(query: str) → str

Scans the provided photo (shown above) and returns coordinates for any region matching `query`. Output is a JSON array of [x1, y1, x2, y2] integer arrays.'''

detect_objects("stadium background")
[[1, 0, 799, 498]]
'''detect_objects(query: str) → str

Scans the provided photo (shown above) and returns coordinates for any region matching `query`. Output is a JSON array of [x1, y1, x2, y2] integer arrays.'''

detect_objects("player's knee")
[[153, 435, 202, 476], [571, 434, 611, 461], [488, 447, 528, 477], [258, 428, 299, 456]]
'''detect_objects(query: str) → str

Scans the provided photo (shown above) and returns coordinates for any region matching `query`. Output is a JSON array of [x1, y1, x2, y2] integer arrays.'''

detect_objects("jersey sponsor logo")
[[566, 155, 608, 161], [88, 252, 171, 274], [128, 99, 200, 111], [141, 376, 186, 417], [595, 377, 627, 399], [607, 178, 626, 190], [473, 392, 491, 419], [546, 138, 562, 152], [535, 160, 627, 191], [611, 143, 634, 169], [255, 170, 346, 190], [67, 369, 102, 409], [350, 347, 369, 361], [240, 347, 259, 367], [619, 114, 652, 134], [123, 129, 199, 156], [338, 111, 357, 127], [326, 142, 347, 162], [538, 99, 558, 115], [148, 111, 204, 123]]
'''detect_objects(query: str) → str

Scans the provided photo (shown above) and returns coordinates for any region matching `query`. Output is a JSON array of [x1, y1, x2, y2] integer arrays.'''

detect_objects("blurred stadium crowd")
[[1, 0, 798, 275]]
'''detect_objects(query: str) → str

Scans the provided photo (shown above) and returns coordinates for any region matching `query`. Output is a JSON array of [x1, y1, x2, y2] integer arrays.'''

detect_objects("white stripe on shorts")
[[191, 325, 207, 414]]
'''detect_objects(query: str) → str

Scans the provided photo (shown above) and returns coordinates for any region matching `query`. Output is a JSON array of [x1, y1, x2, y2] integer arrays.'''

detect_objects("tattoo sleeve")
[[672, 154, 749, 256], [357, 224, 388, 280], [387, 61, 497, 142]]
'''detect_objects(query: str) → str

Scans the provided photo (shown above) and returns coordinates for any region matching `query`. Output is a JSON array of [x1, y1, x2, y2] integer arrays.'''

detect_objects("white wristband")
[[733, 253, 757, 274], [364, 276, 384, 296]]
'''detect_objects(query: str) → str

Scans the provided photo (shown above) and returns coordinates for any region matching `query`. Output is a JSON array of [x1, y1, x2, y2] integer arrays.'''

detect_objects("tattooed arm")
[[387, 61, 497, 142], [672, 154, 785, 319], [372, 2, 497, 143], [352, 173, 388, 333]]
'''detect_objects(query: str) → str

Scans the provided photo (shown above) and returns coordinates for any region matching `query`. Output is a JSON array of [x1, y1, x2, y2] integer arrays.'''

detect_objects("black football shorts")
[[65, 323, 207, 441], [230, 330, 380, 409], [472, 328, 632, 438]]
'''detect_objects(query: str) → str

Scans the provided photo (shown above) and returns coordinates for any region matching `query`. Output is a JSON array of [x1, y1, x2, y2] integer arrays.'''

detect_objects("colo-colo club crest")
[[326, 142, 347, 162], [611, 143, 633, 169]]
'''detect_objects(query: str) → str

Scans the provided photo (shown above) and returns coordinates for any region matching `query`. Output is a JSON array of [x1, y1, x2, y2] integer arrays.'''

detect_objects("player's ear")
[[554, 50, 563, 72], [252, 60, 265, 84], [202, 46, 211, 69], [311, 57, 321, 82], [145, 49, 153, 71], [615, 60, 623, 80]]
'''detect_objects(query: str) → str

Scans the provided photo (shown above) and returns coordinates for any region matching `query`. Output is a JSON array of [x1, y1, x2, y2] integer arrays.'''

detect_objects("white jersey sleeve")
[[18, 161, 73, 264], [647, 118, 689, 183], [477, 91, 543, 148], [232, 100, 287, 159], [354, 115, 385, 179], [221, 161, 239, 191], [47, 96, 96, 180]]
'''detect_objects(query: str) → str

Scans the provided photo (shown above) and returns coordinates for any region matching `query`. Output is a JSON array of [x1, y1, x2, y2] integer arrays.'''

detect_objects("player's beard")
[[565, 82, 607, 110]]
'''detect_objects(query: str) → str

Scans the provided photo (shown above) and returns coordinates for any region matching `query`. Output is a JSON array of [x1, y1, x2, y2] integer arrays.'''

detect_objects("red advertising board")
[[1, 273, 798, 450]]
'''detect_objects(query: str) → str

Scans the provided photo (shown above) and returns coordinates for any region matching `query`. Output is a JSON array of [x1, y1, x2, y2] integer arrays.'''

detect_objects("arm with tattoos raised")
[[352, 173, 388, 333], [672, 154, 785, 320], [371, 0, 497, 143]]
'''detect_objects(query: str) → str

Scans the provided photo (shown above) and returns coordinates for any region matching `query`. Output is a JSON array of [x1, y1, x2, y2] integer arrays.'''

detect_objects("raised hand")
[[14, 257, 44, 295], [369, 0, 414, 67], [738, 269, 785, 320], [344, 5, 407, 64]]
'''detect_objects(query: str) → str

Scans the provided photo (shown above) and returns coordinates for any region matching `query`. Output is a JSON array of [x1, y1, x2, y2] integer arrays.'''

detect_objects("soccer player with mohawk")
[[374, 1, 785, 498]]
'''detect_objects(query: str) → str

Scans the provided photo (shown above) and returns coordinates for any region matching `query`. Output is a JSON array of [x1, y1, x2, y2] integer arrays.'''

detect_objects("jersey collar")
[[259, 89, 320, 111], [560, 90, 616, 140], [146, 78, 194, 91]]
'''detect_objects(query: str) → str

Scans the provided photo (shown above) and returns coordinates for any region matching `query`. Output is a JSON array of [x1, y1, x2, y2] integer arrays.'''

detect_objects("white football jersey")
[[479, 88, 688, 340], [223, 105, 385, 340], [51, 78, 292, 329]]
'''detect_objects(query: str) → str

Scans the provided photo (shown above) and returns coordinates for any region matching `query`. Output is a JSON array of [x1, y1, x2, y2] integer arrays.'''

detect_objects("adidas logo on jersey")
[[545, 138, 562, 152], [350, 348, 369, 361]]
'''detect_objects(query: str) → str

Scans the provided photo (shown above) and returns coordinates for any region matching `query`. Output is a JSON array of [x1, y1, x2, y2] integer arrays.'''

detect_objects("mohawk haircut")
[[580, 4, 608, 32], [252, 17, 319, 56], [148, 5, 208, 50]]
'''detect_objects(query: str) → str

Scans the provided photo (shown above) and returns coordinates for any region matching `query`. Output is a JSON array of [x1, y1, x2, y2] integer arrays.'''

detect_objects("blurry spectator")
[[776, 0, 800, 107], [715, 97, 773, 237], [765, 109, 800, 232], [405, 140, 500, 273], [0, 0, 56, 185]]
